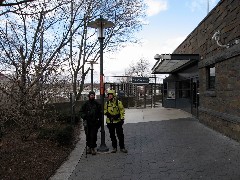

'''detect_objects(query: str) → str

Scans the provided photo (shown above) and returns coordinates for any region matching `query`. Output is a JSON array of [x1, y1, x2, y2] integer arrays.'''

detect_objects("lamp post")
[[87, 60, 98, 91], [154, 74, 156, 108], [88, 16, 115, 152]]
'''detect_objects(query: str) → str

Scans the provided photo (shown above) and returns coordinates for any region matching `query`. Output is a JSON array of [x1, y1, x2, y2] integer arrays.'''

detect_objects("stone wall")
[[173, 0, 240, 141]]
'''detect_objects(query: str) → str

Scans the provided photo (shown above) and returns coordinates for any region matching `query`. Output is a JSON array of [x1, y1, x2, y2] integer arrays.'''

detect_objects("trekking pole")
[[86, 127, 88, 158], [84, 120, 88, 158]]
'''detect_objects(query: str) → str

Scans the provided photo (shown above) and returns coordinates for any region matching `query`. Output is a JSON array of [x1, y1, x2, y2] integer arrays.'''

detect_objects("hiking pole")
[[85, 127, 87, 158], [84, 120, 88, 158]]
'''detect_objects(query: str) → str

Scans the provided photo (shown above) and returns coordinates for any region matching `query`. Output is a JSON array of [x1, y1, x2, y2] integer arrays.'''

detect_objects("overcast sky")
[[86, 0, 221, 83]]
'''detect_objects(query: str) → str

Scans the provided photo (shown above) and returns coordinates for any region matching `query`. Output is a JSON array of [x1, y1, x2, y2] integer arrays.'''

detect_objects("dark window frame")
[[207, 65, 216, 90]]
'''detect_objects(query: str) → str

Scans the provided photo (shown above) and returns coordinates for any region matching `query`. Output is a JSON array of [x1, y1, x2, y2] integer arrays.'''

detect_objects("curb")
[[50, 126, 86, 180]]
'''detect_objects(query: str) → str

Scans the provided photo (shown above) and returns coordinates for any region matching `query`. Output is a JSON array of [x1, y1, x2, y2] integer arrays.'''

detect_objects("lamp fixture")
[[88, 16, 115, 38]]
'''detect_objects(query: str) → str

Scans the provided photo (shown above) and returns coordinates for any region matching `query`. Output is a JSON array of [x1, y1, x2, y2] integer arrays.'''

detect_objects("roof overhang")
[[152, 54, 200, 74]]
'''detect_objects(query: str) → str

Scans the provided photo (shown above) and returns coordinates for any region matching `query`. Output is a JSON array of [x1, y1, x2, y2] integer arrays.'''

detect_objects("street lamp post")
[[154, 74, 156, 108], [88, 16, 115, 152], [87, 60, 98, 91]]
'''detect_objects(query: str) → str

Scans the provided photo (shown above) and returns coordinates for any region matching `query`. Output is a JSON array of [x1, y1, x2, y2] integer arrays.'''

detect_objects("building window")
[[208, 65, 215, 89], [163, 82, 175, 99], [167, 82, 175, 99], [177, 80, 190, 98]]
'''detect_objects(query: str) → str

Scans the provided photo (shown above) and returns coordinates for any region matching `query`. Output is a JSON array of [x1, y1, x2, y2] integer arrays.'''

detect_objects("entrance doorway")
[[191, 78, 199, 117]]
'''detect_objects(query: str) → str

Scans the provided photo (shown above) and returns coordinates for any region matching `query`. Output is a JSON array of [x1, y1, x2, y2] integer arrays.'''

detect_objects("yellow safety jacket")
[[104, 98, 125, 123]]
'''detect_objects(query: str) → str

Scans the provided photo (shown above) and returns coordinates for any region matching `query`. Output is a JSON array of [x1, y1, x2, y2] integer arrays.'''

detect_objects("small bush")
[[0, 129, 3, 139], [57, 113, 80, 125], [38, 111, 78, 146], [57, 114, 72, 123], [55, 125, 74, 146], [38, 128, 56, 140]]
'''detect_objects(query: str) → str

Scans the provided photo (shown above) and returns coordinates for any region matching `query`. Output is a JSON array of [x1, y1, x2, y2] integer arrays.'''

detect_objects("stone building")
[[152, 0, 240, 141]]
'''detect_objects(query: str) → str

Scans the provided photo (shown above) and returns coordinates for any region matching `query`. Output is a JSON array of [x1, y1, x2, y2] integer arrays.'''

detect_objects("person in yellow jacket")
[[104, 90, 128, 153]]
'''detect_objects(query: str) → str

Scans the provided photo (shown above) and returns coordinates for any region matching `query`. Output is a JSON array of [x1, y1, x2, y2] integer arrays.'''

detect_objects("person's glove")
[[105, 112, 112, 119], [112, 114, 120, 120], [120, 119, 124, 125]]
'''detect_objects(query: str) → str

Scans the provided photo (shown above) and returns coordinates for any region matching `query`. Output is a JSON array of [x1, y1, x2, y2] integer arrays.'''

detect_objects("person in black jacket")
[[80, 91, 101, 155]]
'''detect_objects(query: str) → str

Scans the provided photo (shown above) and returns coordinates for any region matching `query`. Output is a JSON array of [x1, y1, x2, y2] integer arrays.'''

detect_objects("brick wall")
[[173, 0, 240, 141]]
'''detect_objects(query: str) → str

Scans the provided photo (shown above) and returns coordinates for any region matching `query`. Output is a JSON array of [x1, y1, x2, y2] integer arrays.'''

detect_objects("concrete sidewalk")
[[51, 107, 240, 180]]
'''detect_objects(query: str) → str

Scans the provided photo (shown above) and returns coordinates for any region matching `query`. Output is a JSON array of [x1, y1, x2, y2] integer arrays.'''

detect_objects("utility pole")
[[207, 0, 209, 14]]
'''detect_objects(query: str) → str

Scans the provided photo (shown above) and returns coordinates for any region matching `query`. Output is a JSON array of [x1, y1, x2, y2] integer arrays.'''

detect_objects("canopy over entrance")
[[152, 54, 200, 74]]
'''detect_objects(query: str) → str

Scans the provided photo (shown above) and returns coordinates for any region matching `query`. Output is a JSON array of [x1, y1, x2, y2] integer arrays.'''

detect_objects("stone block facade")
[[173, 0, 240, 141]]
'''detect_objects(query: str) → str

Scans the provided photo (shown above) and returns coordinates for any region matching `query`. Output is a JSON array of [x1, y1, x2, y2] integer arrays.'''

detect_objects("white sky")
[[85, 0, 221, 83]]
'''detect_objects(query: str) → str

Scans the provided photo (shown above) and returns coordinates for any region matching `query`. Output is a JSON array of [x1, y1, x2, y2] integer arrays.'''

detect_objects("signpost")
[[132, 77, 149, 84]]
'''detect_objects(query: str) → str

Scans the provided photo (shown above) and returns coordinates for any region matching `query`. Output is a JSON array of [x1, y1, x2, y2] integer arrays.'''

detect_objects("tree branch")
[[0, 0, 35, 7]]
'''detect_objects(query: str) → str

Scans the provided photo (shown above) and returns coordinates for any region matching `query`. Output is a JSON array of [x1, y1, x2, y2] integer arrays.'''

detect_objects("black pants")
[[85, 125, 98, 148], [107, 122, 125, 149]]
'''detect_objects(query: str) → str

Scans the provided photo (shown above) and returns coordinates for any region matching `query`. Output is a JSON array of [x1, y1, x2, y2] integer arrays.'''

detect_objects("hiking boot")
[[120, 149, 128, 153], [91, 148, 96, 155], [111, 148, 117, 153], [87, 147, 91, 154]]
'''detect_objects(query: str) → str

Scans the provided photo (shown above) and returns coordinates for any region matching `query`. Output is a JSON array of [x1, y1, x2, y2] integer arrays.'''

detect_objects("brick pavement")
[[67, 108, 240, 180]]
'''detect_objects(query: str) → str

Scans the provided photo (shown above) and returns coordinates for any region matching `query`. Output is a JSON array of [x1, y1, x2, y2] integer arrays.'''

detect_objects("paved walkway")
[[51, 107, 240, 180]]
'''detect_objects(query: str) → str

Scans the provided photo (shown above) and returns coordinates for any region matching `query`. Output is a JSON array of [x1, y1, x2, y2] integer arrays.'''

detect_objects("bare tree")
[[67, 0, 146, 100], [0, 0, 84, 136], [125, 58, 151, 77], [0, 0, 35, 16], [0, 0, 146, 136], [0, 0, 34, 6]]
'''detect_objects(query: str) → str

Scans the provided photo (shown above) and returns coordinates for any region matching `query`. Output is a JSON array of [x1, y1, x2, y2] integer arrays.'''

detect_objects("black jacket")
[[80, 100, 102, 127]]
